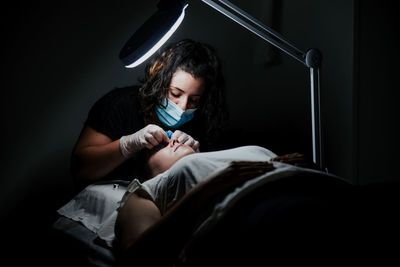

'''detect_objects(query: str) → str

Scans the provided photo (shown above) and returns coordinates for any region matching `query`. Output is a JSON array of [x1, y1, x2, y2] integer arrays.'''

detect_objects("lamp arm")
[[310, 67, 323, 170], [199, 0, 324, 170], [200, 0, 306, 64]]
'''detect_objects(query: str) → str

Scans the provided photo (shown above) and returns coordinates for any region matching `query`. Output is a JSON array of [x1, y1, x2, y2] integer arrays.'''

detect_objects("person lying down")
[[113, 139, 318, 265]]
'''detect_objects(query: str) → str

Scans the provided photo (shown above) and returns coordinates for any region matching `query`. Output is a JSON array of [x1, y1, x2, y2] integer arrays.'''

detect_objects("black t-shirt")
[[84, 85, 205, 181], [85, 85, 145, 181], [86, 85, 144, 141]]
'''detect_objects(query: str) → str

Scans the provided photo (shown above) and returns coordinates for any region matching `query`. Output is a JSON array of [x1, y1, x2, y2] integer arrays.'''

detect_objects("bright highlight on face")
[[148, 139, 195, 177], [167, 68, 205, 110]]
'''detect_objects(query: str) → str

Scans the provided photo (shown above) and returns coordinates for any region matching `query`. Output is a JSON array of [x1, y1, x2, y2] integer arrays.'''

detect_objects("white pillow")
[[57, 180, 128, 234]]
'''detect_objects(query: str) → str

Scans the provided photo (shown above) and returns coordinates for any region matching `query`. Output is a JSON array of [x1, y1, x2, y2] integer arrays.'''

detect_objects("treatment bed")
[[52, 156, 399, 266]]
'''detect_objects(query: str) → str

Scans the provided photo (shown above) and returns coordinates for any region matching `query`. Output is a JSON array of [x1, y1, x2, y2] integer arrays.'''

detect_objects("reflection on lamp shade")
[[119, 3, 188, 68]]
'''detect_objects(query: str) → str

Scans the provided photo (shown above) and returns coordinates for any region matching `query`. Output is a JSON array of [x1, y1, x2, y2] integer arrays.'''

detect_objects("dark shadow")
[[3, 150, 75, 266]]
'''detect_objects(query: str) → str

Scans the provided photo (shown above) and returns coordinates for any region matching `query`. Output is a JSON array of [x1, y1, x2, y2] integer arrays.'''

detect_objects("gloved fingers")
[[171, 130, 192, 144], [143, 132, 159, 149], [151, 127, 169, 144], [170, 130, 183, 147], [171, 130, 199, 149], [170, 130, 183, 142], [143, 124, 169, 148], [120, 124, 169, 157], [145, 124, 164, 137], [144, 132, 169, 149]]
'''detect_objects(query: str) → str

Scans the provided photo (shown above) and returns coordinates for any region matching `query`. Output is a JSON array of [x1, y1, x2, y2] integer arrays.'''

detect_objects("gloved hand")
[[170, 130, 200, 151], [120, 124, 169, 158]]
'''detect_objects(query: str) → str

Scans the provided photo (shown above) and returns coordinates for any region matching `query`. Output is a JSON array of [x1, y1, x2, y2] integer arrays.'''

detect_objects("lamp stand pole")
[[201, 0, 324, 170]]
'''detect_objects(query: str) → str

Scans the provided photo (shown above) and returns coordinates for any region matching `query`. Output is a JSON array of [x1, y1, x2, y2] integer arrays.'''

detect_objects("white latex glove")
[[119, 124, 169, 158], [170, 130, 200, 151]]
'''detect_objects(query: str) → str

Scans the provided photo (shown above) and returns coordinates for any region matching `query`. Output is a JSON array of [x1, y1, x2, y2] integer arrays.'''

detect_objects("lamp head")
[[305, 48, 322, 68], [119, 0, 188, 68]]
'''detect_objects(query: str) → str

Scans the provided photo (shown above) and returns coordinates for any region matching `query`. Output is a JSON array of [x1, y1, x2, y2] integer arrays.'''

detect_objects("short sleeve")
[[85, 86, 144, 140]]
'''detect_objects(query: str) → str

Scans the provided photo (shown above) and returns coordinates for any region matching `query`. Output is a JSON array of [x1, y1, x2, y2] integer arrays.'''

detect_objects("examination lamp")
[[119, 0, 324, 170]]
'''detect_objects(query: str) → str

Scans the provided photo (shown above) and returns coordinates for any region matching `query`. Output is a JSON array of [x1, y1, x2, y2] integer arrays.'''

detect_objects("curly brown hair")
[[138, 39, 228, 149]]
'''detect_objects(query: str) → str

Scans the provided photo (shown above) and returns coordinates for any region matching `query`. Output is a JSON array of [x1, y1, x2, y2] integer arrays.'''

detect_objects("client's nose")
[[170, 139, 180, 147]]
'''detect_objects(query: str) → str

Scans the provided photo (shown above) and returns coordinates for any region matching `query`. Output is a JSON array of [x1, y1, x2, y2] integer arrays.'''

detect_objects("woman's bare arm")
[[115, 194, 161, 251], [70, 126, 127, 181]]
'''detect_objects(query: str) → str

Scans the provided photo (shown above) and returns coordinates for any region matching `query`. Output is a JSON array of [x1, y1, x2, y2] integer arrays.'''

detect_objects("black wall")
[[356, 0, 398, 184], [1, 0, 397, 264]]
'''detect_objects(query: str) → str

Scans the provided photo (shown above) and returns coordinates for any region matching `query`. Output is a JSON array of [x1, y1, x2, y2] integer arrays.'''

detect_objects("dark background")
[[1, 0, 398, 264]]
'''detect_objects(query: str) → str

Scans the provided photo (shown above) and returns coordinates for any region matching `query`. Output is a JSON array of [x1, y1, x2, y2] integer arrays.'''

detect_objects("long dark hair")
[[139, 39, 228, 148]]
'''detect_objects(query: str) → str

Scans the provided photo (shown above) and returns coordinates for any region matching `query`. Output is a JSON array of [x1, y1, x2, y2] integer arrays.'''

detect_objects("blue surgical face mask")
[[155, 98, 197, 128]]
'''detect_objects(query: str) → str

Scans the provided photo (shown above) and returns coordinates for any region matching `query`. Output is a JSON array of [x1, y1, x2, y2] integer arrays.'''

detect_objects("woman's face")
[[147, 139, 195, 177], [167, 68, 205, 110]]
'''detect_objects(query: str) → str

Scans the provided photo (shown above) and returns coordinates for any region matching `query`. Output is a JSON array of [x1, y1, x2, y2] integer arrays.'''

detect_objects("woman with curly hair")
[[71, 39, 228, 184]]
